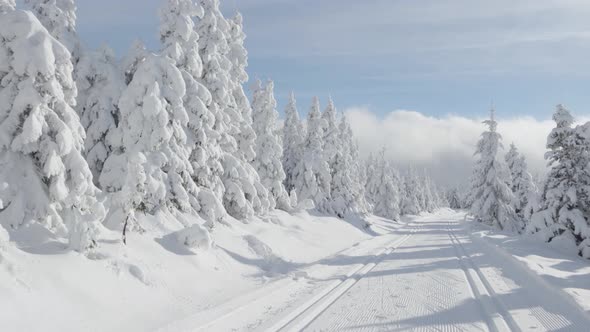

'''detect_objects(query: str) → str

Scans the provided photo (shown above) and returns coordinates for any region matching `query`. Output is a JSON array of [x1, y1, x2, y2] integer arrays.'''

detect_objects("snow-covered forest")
[[2, 0, 590, 331], [468, 105, 590, 259], [0, 0, 446, 253]]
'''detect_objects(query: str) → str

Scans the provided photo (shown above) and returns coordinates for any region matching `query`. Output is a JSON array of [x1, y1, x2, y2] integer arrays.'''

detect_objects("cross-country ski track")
[[158, 210, 590, 332]]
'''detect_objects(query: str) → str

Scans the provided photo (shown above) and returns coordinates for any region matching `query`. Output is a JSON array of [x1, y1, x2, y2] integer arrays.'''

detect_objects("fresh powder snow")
[[1, 0, 590, 331]]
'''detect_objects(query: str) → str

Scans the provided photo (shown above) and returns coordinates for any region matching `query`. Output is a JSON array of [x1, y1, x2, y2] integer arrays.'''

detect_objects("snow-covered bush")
[[0, 8, 103, 252], [175, 223, 212, 250]]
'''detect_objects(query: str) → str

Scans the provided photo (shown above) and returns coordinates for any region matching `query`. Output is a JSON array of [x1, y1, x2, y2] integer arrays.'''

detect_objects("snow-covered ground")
[[2, 209, 590, 331]]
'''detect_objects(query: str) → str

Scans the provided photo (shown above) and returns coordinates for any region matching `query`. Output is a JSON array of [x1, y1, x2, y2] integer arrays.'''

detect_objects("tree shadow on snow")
[[220, 247, 302, 278], [7, 223, 68, 255], [154, 233, 196, 256], [306, 209, 380, 237]]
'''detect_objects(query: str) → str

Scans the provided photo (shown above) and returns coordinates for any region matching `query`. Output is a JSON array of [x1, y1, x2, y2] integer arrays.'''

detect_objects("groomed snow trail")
[[159, 210, 590, 332], [279, 210, 590, 332]]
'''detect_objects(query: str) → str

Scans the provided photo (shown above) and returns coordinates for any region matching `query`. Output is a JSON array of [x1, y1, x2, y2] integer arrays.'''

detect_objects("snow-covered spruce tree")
[[529, 105, 590, 257], [121, 40, 149, 85], [364, 153, 376, 212], [322, 97, 339, 172], [159, 0, 224, 226], [330, 116, 367, 218], [431, 178, 446, 208], [505, 143, 537, 220], [159, 0, 203, 73], [401, 169, 421, 215], [343, 116, 369, 213], [251, 80, 290, 210], [446, 187, 463, 209], [24, 0, 81, 64], [0, 7, 103, 251], [76, 45, 124, 184], [366, 150, 401, 220], [421, 172, 437, 212], [0, 0, 14, 12], [227, 11, 271, 216], [282, 92, 305, 194], [293, 97, 331, 211], [197, 0, 269, 220], [226, 12, 256, 164], [101, 54, 199, 226], [469, 108, 520, 231], [413, 172, 427, 212]]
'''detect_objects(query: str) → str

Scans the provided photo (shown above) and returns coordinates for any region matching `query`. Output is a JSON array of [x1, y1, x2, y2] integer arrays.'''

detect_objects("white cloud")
[[344, 107, 575, 188]]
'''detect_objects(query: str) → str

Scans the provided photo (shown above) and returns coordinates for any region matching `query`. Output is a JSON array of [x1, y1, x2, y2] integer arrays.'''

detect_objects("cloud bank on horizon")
[[344, 106, 587, 187]]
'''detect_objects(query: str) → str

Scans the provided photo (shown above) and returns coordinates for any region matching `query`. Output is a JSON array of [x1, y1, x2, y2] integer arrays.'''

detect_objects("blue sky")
[[30, 0, 590, 119]]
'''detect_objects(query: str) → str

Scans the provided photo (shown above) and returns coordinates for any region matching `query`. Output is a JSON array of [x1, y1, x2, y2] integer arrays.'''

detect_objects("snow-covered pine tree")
[[251, 80, 290, 210], [469, 108, 520, 231], [121, 40, 149, 85], [401, 169, 421, 215], [159, 0, 203, 73], [197, 0, 269, 220], [330, 116, 367, 218], [366, 150, 401, 220], [0, 7, 103, 251], [529, 105, 590, 258], [505, 143, 537, 221], [282, 92, 305, 194], [159, 0, 224, 226], [343, 116, 369, 213], [24, 0, 81, 64], [414, 172, 427, 212], [0, 0, 14, 12], [389, 167, 403, 217], [322, 97, 339, 173], [226, 12, 256, 165], [76, 45, 124, 184], [421, 172, 436, 212], [101, 54, 198, 225], [364, 153, 376, 212], [293, 97, 331, 211], [446, 187, 462, 209]]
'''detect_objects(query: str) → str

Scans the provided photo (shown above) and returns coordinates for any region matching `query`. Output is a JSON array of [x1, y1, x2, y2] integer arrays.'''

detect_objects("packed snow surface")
[[2, 209, 590, 331]]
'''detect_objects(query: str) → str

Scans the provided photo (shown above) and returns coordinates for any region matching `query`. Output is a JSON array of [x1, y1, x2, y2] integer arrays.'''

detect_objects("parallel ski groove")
[[269, 226, 418, 332], [447, 222, 518, 332]]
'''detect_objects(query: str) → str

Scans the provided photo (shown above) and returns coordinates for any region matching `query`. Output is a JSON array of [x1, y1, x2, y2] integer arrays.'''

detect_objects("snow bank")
[[469, 220, 590, 313], [0, 210, 376, 331]]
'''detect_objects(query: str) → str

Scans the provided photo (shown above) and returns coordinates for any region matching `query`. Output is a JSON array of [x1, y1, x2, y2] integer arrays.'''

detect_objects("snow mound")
[[174, 224, 212, 250]]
